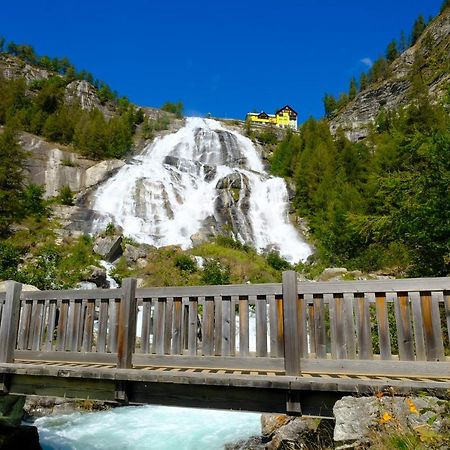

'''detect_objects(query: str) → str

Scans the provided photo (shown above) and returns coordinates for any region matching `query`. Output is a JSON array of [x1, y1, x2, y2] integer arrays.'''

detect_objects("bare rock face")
[[64, 80, 116, 119], [85, 160, 125, 189], [19, 132, 96, 198], [93, 235, 123, 262], [0, 53, 53, 84], [64, 80, 100, 111]]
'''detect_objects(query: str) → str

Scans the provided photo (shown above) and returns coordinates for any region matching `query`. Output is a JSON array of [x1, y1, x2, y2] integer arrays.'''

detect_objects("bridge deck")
[[0, 274, 449, 416]]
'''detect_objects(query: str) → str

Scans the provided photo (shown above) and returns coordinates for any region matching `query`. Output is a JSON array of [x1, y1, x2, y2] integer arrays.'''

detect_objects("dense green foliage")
[[161, 101, 184, 118], [0, 74, 143, 160], [270, 95, 450, 277]]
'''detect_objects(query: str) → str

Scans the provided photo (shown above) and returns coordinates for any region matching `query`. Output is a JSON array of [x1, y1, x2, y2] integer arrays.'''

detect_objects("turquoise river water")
[[34, 405, 261, 449]]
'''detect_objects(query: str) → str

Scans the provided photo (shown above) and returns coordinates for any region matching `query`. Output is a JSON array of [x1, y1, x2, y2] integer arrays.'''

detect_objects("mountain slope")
[[329, 8, 450, 141]]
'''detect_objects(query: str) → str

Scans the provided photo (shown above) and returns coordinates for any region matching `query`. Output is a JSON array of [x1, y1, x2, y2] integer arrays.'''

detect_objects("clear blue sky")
[[2, 0, 444, 122]]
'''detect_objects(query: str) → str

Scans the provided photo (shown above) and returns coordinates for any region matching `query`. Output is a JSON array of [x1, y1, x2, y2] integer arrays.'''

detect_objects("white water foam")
[[35, 405, 261, 450], [91, 117, 311, 263]]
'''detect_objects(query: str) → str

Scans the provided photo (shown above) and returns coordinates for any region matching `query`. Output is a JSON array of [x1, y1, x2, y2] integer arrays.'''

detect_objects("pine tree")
[[0, 125, 26, 235], [349, 77, 358, 100], [399, 31, 408, 52], [411, 16, 427, 45], [323, 94, 337, 117], [386, 40, 399, 62], [359, 73, 368, 92]]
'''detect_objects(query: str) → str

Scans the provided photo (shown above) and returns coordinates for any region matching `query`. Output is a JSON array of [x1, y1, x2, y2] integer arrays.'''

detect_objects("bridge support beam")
[[0, 281, 22, 367], [282, 271, 301, 376], [117, 278, 137, 369]]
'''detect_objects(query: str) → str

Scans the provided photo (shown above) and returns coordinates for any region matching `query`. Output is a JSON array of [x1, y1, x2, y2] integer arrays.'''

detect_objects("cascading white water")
[[91, 117, 311, 262]]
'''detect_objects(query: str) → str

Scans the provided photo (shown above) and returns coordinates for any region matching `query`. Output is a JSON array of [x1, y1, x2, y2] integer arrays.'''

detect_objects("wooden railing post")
[[282, 271, 301, 375], [117, 278, 137, 369], [0, 281, 22, 363]]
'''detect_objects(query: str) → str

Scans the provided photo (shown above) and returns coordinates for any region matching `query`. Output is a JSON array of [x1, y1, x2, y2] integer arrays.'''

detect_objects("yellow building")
[[246, 105, 298, 130]]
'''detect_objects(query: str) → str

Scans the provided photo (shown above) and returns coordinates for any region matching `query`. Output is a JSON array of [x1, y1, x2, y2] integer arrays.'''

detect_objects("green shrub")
[[265, 250, 292, 271], [174, 254, 197, 273], [58, 185, 74, 206], [21, 183, 48, 218], [201, 259, 231, 285], [0, 242, 21, 280]]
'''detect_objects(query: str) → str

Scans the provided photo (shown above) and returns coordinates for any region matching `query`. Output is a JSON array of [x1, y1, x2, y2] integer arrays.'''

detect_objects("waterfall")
[[91, 118, 311, 263]]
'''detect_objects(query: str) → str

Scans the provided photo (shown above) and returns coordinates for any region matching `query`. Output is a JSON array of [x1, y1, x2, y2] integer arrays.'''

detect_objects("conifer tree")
[[349, 77, 358, 100], [0, 125, 26, 235], [359, 73, 368, 92], [386, 40, 399, 62], [411, 16, 427, 45]]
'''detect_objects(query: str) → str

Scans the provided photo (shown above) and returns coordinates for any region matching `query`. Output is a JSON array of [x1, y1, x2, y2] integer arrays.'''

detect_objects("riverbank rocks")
[[93, 235, 123, 262], [319, 267, 348, 281], [0, 282, 39, 292], [24, 396, 112, 419], [333, 396, 450, 447], [261, 414, 334, 449]]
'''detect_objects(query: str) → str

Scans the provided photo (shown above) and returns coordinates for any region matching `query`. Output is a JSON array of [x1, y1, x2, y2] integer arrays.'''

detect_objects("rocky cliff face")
[[0, 54, 53, 84], [19, 131, 125, 198], [330, 9, 450, 141]]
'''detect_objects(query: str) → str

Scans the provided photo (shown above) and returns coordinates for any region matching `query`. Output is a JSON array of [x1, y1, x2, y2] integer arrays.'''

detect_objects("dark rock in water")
[[93, 235, 123, 262], [0, 395, 25, 427], [86, 266, 109, 288], [0, 423, 41, 450], [0, 395, 41, 450]]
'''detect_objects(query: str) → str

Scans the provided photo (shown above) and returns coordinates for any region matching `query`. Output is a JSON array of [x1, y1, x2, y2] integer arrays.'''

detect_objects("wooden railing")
[[0, 274, 449, 377]]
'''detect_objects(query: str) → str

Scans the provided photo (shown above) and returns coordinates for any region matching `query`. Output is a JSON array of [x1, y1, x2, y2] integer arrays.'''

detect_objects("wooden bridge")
[[0, 273, 449, 418]]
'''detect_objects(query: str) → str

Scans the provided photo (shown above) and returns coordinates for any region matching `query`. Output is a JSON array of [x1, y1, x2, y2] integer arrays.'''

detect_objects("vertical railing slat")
[[203, 297, 214, 356], [256, 295, 268, 357], [355, 293, 373, 360], [0, 281, 22, 363], [411, 292, 426, 361], [82, 298, 95, 352], [172, 297, 183, 355], [282, 271, 301, 375], [221, 297, 231, 357], [214, 296, 222, 356], [164, 297, 173, 354], [140, 298, 151, 354], [334, 295, 347, 359], [188, 297, 198, 356], [326, 294, 337, 359], [57, 299, 69, 352], [394, 292, 414, 361], [230, 295, 237, 356], [97, 299, 108, 353], [239, 296, 249, 357], [313, 295, 326, 359], [44, 299, 57, 352], [375, 293, 391, 360]]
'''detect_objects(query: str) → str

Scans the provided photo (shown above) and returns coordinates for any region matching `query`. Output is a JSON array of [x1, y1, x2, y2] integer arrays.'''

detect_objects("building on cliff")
[[246, 105, 298, 130]]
